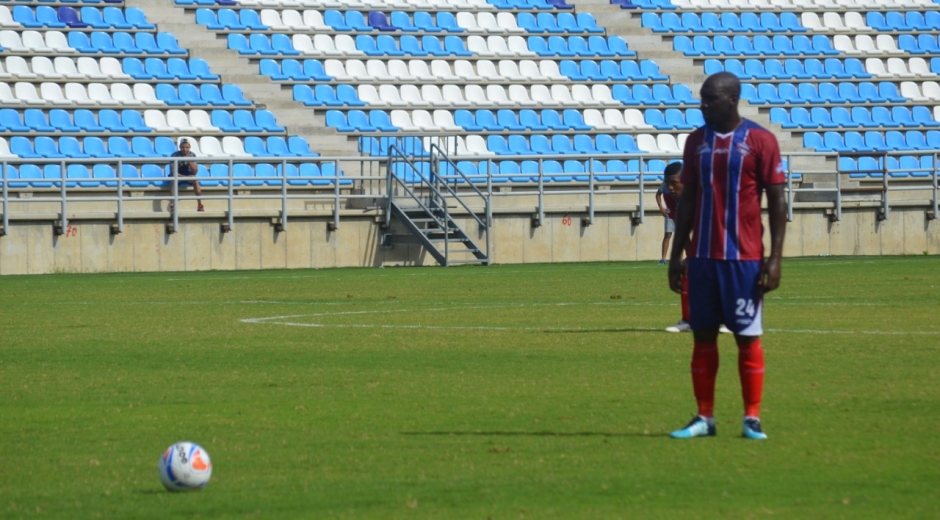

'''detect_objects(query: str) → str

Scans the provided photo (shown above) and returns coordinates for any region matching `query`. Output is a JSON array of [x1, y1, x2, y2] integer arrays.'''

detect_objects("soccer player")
[[655, 163, 682, 265], [667, 72, 787, 440]]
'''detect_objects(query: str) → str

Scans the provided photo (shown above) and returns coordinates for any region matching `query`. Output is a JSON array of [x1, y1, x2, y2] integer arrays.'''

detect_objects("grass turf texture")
[[1, 257, 938, 519]]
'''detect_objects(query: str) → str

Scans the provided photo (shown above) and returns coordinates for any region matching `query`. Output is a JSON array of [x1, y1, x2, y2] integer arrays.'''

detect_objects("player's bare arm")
[[762, 183, 787, 293], [668, 182, 696, 294]]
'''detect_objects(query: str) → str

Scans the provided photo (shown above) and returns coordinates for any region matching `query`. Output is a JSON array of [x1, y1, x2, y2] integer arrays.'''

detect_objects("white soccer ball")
[[157, 442, 212, 491]]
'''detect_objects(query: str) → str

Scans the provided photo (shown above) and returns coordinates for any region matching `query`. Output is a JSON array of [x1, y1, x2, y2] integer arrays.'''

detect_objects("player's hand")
[[659, 207, 668, 217], [668, 258, 684, 294], [762, 257, 782, 293]]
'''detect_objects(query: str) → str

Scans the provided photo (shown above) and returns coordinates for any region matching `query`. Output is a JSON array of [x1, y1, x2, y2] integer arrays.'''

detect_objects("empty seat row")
[[770, 106, 939, 130], [0, 162, 344, 189], [178, 0, 493, 10], [11, 6, 154, 30], [5, 134, 313, 160], [229, 32, 632, 58], [0, 82, 251, 108], [804, 130, 940, 153], [352, 83, 623, 108], [674, 34, 840, 57], [274, 57, 664, 83], [0, 29, 185, 55], [840, 155, 936, 179], [897, 35, 940, 56], [0, 56, 219, 82], [705, 57, 872, 80], [383, 106, 702, 132], [347, 83, 694, 109], [832, 35, 909, 56], [668, 0, 934, 9], [742, 81, 906, 105], [643, 12, 805, 34], [866, 11, 940, 32], [0, 107, 285, 135]]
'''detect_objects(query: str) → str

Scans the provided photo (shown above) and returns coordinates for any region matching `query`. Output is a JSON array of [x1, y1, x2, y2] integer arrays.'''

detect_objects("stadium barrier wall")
[[0, 152, 938, 274], [1, 205, 938, 275]]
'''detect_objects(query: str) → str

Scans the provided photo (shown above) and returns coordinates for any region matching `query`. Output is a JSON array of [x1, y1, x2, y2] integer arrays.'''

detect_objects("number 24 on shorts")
[[736, 298, 756, 317]]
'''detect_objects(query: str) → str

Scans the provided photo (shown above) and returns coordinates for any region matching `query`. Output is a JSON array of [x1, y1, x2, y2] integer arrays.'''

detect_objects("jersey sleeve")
[[756, 130, 786, 187]]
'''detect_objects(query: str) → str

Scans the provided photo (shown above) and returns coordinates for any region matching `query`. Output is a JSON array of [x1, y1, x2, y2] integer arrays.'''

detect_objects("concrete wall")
[[1, 207, 937, 275]]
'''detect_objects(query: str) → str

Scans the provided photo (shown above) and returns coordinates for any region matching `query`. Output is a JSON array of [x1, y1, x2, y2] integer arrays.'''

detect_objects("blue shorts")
[[687, 258, 763, 335]]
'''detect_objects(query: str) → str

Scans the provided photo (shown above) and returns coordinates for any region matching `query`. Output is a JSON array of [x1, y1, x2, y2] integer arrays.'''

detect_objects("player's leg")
[[665, 272, 690, 332], [718, 260, 768, 440], [671, 259, 721, 439], [193, 180, 204, 211], [737, 334, 766, 440], [660, 218, 674, 264]]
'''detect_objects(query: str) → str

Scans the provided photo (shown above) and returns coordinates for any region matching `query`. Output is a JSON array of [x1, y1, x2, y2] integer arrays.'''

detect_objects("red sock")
[[680, 274, 690, 322], [691, 341, 719, 418], [738, 338, 765, 418]]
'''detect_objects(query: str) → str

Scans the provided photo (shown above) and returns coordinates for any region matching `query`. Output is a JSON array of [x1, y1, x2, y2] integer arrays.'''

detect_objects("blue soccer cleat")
[[742, 417, 768, 440], [670, 416, 716, 439]]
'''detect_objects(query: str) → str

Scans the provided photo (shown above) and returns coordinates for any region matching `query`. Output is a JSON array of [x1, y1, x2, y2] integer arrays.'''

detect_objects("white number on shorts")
[[735, 298, 756, 317]]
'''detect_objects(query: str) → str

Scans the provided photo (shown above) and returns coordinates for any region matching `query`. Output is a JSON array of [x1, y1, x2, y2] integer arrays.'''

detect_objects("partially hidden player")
[[667, 72, 788, 440], [655, 163, 681, 265], [662, 162, 731, 336]]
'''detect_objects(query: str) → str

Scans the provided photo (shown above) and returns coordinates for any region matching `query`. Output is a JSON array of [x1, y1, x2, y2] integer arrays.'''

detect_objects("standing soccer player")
[[667, 72, 787, 440]]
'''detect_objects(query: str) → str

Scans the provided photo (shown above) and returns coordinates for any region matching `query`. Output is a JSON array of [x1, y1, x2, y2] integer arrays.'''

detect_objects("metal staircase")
[[382, 143, 490, 266]]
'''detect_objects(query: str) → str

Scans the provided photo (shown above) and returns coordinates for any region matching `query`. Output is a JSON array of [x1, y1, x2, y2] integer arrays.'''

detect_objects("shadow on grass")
[[401, 431, 662, 438]]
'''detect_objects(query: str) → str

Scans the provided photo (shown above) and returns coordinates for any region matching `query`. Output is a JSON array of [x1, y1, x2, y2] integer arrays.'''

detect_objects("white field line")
[[240, 302, 940, 335]]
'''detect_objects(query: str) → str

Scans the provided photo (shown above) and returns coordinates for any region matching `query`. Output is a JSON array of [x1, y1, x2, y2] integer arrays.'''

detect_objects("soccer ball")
[[157, 442, 212, 491]]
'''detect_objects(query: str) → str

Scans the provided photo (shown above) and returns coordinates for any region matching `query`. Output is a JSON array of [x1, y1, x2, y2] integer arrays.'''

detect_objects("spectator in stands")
[[169, 139, 204, 212], [655, 161, 683, 265]]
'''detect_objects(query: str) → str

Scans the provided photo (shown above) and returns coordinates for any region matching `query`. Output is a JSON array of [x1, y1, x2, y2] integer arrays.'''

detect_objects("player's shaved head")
[[664, 161, 683, 178], [702, 72, 741, 100], [700, 72, 742, 133]]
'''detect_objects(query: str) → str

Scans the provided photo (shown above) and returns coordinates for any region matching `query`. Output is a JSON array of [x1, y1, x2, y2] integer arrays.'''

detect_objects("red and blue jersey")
[[680, 119, 786, 261]]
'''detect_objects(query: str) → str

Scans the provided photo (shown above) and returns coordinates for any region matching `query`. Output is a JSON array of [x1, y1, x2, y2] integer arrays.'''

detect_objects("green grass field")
[[2, 257, 938, 519]]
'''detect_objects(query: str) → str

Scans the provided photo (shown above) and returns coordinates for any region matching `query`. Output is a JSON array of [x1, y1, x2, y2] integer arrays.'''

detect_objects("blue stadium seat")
[[562, 109, 591, 130], [810, 107, 839, 129], [390, 11, 418, 32], [830, 107, 853, 128], [233, 110, 263, 132], [326, 110, 354, 132], [157, 33, 186, 54], [537, 12, 564, 33], [375, 34, 405, 56], [369, 110, 397, 132], [369, 11, 396, 31], [580, 60, 605, 81], [211, 110, 238, 132], [97, 109, 128, 132], [437, 11, 464, 33], [12, 6, 43, 28], [238, 9, 266, 30], [345, 10, 371, 31], [135, 33, 164, 54], [508, 135, 534, 155], [912, 106, 940, 128], [530, 134, 553, 155], [595, 134, 618, 154], [497, 110, 526, 131], [1, 109, 30, 133], [421, 35, 450, 57], [302, 59, 329, 81], [413, 11, 441, 32], [454, 110, 482, 131], [244, 136, 270, 157], [121, 110, 150, 132]]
